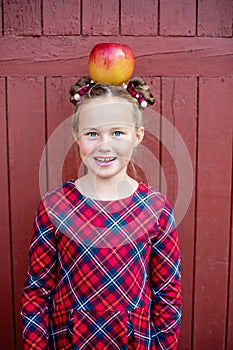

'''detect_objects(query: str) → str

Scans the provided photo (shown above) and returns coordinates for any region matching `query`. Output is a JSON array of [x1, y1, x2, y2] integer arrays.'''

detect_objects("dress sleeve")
[[149, 196, 182, 350], [21, 199, 57, 350]]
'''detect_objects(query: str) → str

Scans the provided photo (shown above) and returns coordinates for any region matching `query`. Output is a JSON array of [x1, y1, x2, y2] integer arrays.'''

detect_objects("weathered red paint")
[[198, 0, 233, 37], [0, 36, 232, 77], [7, 77, 46, 347], [0, 1, 232, 349], [83, 0, 119, 35], [194, 77, 233, 349], [161, 77, 197, 350], [160, 0, 196, 36], [227, 205, 233, 350], [4, 0, 41, 35], [43, 0, 80, 35], [0, 1, 2, 36], [121, 0, 158, 36], [0, 78, 15, 349], [46, 76, 83, 191]]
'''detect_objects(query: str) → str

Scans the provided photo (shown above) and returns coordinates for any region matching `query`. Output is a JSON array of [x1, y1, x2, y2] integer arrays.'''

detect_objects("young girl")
[[21, 77, 181, 349]]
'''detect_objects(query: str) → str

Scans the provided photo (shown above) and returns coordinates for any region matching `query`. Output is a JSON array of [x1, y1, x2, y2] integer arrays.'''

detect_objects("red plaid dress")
[[21, 180, 181, 349]]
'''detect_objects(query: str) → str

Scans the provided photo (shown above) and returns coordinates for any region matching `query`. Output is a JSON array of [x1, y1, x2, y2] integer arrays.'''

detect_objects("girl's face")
[[75, 97, 144, 180]]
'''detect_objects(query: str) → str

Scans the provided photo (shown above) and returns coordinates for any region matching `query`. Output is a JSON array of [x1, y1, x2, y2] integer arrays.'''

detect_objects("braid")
[[69, 77, 93, 107], [127, 77, 156, 106], [69, 76, 156, 134]]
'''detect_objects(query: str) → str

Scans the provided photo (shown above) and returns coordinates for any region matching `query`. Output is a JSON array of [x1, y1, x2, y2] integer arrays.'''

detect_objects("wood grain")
[[161, 77, 197, 350], [8, 77, 45, 348], [135, 77, 161, 190], [43, 0, 80, 35], [82, 0, 119, 35], [227, 194, 233, 350], [121, 0, 158, 36], [0, 0, 2, 35], [46, 77, 83, 192], [0, 78, 15, 349], [160, 0, 196, 36], [194, 77, 233, 349], [4, 0, 41, 35], [198, 0, 233, 37], [0, 36, 232, 77]]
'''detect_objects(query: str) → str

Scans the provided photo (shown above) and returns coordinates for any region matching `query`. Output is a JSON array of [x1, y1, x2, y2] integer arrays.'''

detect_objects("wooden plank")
[[82, 0, 119, 35], [161, 77, 197, 349], [0, 36, 232, 77], [46, 77, 83, 192], [132, 77, 161, 190], [0, 79, 15, 348], [8, 77, 45, 348], [194, 77, 233, 349], [198, 0, 233, 37], [0, 0, 2, 35], [4, 0, 41, 36], [121, 0, 158, 36], [226, 176, 233, 350], [43, 0, 80, 35], [160, 0, 196, 36]]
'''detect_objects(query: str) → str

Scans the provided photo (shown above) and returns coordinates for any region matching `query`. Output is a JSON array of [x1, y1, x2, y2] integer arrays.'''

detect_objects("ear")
[[134, 126, 144, 146]]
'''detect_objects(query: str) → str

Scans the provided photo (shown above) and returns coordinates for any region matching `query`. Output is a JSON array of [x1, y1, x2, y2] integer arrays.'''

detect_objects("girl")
[[21, 77, 181, 349]]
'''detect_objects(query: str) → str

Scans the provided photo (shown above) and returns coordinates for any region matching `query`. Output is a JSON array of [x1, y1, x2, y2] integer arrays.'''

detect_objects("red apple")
[[88, 43, 135, 85]]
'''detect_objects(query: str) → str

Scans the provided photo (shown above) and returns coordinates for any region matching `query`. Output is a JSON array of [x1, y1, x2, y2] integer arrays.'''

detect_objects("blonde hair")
[[69, 77, 155, 135]]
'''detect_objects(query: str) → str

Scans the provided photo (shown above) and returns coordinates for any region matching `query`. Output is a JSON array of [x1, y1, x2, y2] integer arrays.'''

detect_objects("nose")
[[97, 135, 113, 152]]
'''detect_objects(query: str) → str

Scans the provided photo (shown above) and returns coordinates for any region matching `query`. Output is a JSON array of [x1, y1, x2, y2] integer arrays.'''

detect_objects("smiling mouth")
[[94, 157, 117, 163]]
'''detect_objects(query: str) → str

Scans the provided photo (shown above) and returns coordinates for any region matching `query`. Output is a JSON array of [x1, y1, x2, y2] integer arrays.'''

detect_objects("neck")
[[76, 171, 138, 200]]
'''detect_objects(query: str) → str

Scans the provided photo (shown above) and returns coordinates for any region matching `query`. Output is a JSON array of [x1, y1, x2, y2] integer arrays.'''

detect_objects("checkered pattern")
[[21, 180, 181, 349]]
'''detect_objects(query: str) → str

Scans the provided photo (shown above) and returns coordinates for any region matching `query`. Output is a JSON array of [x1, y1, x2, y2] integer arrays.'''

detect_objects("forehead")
[[78, 98, 135, 129]]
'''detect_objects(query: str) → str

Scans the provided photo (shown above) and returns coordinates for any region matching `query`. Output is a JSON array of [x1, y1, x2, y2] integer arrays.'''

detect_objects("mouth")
[[94, 156, 117, 167]]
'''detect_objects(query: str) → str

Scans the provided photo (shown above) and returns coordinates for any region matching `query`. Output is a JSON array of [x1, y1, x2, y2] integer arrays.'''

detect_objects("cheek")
[[116, 140, 134, 156], [77, 139, 97, 157]]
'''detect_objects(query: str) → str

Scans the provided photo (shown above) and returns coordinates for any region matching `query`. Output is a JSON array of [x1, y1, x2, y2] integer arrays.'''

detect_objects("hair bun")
[[69, 77, 93, 106], [127, 77, 156, 106]]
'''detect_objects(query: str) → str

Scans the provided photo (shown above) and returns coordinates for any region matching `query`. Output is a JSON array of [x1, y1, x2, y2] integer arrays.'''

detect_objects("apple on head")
[[88, 43, 135, 85]]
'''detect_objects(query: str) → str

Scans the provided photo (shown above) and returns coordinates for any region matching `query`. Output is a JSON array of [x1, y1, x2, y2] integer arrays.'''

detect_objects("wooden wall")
[[0, 1, 232, 349]]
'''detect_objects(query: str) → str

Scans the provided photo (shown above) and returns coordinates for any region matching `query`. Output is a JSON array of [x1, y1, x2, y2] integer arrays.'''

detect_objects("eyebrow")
[[81, 125, 130, 131]]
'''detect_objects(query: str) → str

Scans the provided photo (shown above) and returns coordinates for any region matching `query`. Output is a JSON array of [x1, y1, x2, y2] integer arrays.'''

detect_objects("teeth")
[[95, 157, 115, 162]]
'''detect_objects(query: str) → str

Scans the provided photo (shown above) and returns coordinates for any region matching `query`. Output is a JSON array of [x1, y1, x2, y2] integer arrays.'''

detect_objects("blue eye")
[[113, 131, 123, 137], [88, 132, 98, 137]]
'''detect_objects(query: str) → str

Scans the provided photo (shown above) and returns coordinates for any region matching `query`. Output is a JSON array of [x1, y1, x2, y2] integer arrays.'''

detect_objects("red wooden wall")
[[0, 1, 232, 349]]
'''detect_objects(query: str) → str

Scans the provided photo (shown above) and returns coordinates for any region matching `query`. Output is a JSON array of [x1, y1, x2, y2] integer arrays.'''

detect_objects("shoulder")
[[138, 182, 167, 204], [42, 179, 74, 200], [39, 179, 77, 211], [138, 182, 174, 215], [139, 184, 177, 232]]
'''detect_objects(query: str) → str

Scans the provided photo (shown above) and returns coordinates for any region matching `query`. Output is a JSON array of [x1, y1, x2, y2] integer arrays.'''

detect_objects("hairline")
[[72, 95, 143, 135]]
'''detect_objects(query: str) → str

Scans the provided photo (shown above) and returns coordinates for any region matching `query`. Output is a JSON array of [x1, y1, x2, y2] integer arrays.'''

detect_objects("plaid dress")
[[21, 180, 181, 350]]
